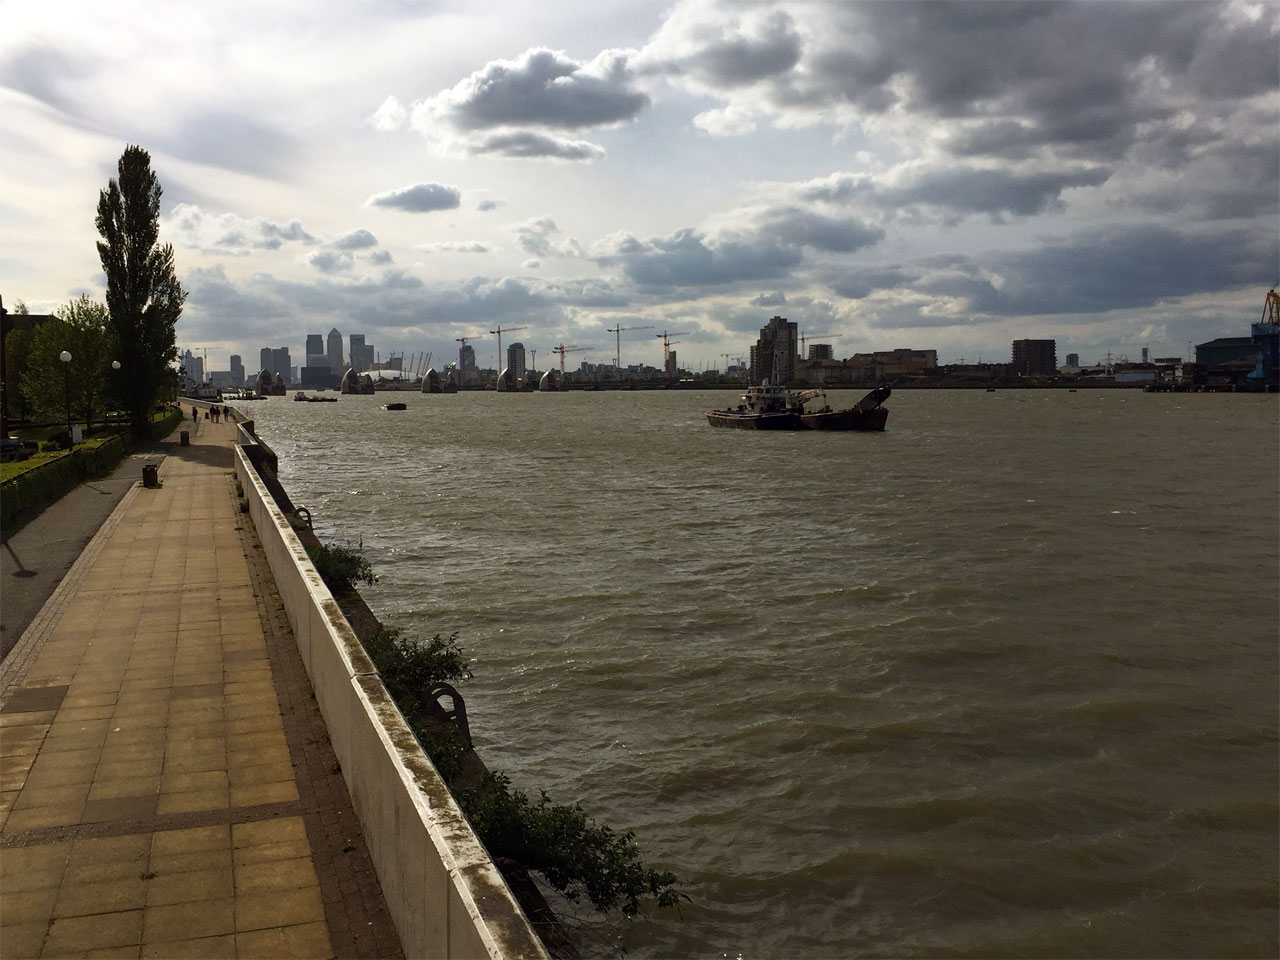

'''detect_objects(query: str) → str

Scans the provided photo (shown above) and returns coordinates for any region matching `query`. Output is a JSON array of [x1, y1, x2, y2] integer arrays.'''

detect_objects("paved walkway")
[[0, 410, 403, 958]]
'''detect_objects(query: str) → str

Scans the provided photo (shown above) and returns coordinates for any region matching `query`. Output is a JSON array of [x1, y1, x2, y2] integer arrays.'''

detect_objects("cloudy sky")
[[4, 0, 1277, 374]]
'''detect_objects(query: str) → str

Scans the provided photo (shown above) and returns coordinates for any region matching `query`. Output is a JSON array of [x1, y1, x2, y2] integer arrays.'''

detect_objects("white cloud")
[[163, 203, 317, 255]]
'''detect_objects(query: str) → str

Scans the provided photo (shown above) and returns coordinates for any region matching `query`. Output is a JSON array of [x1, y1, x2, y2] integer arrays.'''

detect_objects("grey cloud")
[[0, 44, 96, 115], [306, 250, 355, 274], [165, 112, 300, 179], [648, 0, 1276, 170], [477, 200, 499, 211], [332, 229, 378, 250], [797, 165, 1112, 220], [758, 208, 883, 252], [823, 224, 1275, 318], [469, 131, 605, 161], [597, 228, 804, 288], [683, 11, 802, 87], [367, 250, 393, 265], [366, 182, 461, 212], [425, 48, 648, 131], [751, 292, 787, 307]]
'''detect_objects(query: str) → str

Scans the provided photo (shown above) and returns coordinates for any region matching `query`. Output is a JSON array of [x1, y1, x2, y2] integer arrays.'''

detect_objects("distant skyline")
[[3, 0, 1277, 371]]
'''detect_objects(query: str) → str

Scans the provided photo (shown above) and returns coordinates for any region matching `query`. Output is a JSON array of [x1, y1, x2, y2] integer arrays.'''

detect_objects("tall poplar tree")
[[96, 145, 185, 436]]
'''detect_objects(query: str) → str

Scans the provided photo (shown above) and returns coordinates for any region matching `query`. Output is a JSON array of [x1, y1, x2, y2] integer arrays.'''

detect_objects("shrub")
[[461, 772, 683, 917], [306, 540, 377, 592]]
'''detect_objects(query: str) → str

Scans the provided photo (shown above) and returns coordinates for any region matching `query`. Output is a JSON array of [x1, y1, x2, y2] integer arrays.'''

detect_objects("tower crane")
[[455, 335, 485, 386], [605, 323, 655, 370], [489, 325, 528, 365], [799, 332, 841, 359], [551, 344, 595, 374], [655, 330, 689, 375]]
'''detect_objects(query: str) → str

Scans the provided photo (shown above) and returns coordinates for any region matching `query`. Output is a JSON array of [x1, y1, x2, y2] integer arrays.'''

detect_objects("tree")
[[20, 297, 115, 428], [96, 145, 185, 436]]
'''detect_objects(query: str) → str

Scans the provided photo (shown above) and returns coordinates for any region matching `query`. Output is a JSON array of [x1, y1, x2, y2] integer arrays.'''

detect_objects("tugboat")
[[380, 402, 407, 411], [706, 382, 890, 431]]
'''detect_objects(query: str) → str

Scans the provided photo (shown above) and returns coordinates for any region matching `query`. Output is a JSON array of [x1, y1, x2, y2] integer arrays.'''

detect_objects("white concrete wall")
[[234, 445, 549, 960]]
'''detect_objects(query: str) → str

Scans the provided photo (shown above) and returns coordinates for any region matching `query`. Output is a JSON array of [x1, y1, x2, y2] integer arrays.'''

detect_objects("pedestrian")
[[192, 407, 198, 423]]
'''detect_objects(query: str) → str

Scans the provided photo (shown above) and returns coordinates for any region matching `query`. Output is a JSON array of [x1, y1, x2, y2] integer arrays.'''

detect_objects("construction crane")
[[799, 332, 841, 359], [605, 323, 654, 369], [655, 331, 689, 375], [551, 344, 595, 374], [455, 335, 484, 386], [1262, 288, 1280, 326], [489, 325, 528, 365]]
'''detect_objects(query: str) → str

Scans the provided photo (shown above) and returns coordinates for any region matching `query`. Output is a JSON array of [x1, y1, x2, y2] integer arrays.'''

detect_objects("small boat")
[[706, 383, 890, 430], [293, 391, 309, 401], [380, 402, 407, 411]]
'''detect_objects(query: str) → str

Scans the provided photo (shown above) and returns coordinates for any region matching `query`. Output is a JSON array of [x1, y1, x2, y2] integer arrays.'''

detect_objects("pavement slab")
[[1, 409, 403, 959]]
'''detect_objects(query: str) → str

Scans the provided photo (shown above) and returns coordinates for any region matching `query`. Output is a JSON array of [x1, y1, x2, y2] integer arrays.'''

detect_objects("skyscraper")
[[751, 315, 798, 385], [259, 347, 272, 375], [271, 347, 291, 380], [349, 334, 374, 373], [327, 328, 344, 372], [507, 342, 527, 379], [230, 354, 244, 386], [306, 334, 324, 365], [459, 343, 476, 385]]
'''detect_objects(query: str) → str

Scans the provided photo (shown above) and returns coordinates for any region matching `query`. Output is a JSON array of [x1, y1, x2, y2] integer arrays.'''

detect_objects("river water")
[[239, 388, 1278, 958]]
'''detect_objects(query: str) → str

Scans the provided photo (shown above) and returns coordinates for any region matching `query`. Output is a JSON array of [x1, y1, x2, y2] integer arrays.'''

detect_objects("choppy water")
[[240, 389, 1278, 958]]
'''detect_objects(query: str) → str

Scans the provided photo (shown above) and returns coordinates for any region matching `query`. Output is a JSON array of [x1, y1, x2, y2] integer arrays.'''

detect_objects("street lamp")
[[111, 360, 121, 425], [59, 350, 72, 445]]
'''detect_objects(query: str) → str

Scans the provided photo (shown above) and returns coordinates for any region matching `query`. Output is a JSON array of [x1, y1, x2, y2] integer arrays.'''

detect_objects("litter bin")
[[180, 430, 189, 446], [142, 464, 159, 488]]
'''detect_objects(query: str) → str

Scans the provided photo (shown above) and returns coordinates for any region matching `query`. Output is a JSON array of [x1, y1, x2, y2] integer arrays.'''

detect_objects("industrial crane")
[[455, 335, 485, 386], [799, 332, 841, 359], [655, 330, 689, 375], [551, 343, 595, 374], [605, 323, 655, 369], [489, 325, 528, 364], [1262, 288, 1280, 326]]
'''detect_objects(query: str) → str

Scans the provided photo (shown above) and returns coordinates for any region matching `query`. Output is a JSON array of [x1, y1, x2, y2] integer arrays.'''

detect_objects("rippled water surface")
[[241, 389, 1278, 958]]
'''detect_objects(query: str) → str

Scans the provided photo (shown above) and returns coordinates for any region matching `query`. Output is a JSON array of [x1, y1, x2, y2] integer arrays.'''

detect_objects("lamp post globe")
[[59, 351, 73, 446]]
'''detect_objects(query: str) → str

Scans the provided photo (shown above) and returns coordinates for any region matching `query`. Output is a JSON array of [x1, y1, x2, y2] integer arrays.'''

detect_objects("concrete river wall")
[[233, 427, 549, 960]]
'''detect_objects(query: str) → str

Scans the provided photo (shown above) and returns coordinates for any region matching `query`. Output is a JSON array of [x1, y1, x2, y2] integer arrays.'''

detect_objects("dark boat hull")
[[705, 411, 803, 429], [706, 407, 889, 430], [798, 407, 889, 431]]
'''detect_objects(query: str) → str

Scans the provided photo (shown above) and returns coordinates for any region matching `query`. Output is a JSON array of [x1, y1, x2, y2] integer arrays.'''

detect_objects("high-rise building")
[[751, 315, 799, 385], [349, 334, 374, 373], [259, 347, 272, 375], [182, 349, 204, 383], [230, 354, 245, 386], [507, 342, 527, 379], [1065, 353, 1080, 368], [271, 347, 291, 380], [1011, 339, 1056, 376], [327, 328, 344, 372], [666, 350, 678, 377], [305, 333, 324, 367], [459, 343, 476, 385]]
